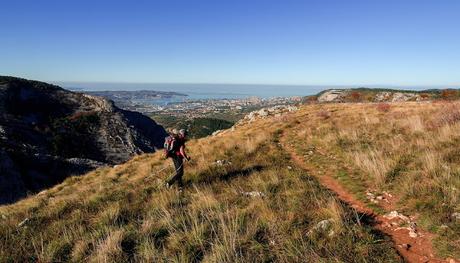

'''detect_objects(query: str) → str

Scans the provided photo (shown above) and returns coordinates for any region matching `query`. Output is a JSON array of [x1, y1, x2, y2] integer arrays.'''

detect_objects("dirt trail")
[[280, 133, 457, 263]]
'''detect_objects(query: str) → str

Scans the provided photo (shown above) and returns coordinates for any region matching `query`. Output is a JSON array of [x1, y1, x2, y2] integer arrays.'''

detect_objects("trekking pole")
[[144, 162, 184, 182], [143, 165, 170, 182]]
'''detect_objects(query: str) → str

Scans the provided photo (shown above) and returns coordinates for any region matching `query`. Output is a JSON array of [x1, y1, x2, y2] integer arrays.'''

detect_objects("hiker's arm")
[[180, 145, 190, 160]]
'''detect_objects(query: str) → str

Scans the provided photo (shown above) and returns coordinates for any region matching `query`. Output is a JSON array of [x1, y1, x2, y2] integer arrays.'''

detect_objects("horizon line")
[[53, 80, 459, 88], [2, 75, 458, 88]]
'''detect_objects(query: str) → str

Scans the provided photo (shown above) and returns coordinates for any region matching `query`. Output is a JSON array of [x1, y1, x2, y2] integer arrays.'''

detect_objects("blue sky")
[[1, 0, 459, 86]]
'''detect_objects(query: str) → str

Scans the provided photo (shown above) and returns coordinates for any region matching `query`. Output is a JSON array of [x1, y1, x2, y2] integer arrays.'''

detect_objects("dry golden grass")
[[0, 106, 406, 262], [286, 101, 460, 258]]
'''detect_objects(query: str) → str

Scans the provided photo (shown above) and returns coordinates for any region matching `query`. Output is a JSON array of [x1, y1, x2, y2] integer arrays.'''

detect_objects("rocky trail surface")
[[280, 130, 458, 263]]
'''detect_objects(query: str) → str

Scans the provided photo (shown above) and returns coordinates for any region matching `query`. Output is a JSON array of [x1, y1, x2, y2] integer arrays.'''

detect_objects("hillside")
[[312, 88, 460, 103], [0, 77, 167, 204], [1, 100, 460, 262]]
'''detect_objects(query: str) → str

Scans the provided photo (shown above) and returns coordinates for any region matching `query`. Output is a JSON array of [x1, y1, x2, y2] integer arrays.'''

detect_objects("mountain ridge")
[[0, 76, 167, 204]]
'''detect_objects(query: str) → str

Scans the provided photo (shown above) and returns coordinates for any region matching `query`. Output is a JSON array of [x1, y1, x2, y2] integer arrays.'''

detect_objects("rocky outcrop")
[[317, 90, 347, 103], [374, 92, 421, 102], [237, 105, 298, 125], [0, 76, 167, 204], [316, 89, 424, 103]]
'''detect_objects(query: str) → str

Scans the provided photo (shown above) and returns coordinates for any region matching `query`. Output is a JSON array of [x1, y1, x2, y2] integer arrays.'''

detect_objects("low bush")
[[376, 103, 391, 112]]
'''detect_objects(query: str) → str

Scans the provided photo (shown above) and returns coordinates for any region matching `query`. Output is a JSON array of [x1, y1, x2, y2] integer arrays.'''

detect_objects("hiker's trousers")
[[168, 156, 184, 187]]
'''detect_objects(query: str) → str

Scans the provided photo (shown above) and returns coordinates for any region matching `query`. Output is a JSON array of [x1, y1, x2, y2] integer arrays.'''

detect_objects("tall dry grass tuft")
[[242, 131, 269, 155], [421, 150, 441, 177], [92, 229, 124, 263], [407, 115, 425, 132], [352, 149, 395, 186]]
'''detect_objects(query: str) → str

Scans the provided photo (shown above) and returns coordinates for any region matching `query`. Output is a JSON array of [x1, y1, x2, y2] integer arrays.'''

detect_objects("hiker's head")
[[171, 129, 178, 136], [178, 129, 188, 139]]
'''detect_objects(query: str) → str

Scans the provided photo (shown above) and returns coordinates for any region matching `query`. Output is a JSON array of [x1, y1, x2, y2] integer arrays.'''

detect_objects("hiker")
[[165, 129, 191, 188]]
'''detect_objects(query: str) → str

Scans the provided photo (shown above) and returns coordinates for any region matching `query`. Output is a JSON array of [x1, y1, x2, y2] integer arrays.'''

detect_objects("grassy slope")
[[0, 112, 399, 262], [284, 102, 460, 258]]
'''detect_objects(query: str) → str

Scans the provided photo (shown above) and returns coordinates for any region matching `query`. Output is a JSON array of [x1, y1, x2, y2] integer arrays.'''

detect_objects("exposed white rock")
[[366, 190, 386, 203], [374, 92, 421, 102], [241, 191, 266, 198], [452, 212, 460, 221], [258, 109, 269, 117], [392, 92, 420, 102], [384, 211, 410, 222], [408, 229, 418, 238], [81, 94, 115, 112], [215, 160, 232, 166], [315, 219, 332, 230], [374, 92, 392, 102], [212, 130, 222, 136], [307, 218, 335, 237], [237, 105, 298, 125], [317, 90, 346, 103]]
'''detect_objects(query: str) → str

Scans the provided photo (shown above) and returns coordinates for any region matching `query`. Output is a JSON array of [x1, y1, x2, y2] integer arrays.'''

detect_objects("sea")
[[59, 82, 329, 100], [57, 82, 442, 105]]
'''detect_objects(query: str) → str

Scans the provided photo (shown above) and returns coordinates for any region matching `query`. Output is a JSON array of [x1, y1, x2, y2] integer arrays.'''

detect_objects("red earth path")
[[281, 133, 458, 263]]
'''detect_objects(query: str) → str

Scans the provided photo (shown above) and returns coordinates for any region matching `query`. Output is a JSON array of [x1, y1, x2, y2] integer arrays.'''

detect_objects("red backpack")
[[163, 135, 176, 158], [163, 135, 181, 158]]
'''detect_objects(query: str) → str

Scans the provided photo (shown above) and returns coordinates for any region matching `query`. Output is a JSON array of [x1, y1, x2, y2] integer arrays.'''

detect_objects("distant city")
[[79, 90, 302, 119], [63, 82, 457, 119]]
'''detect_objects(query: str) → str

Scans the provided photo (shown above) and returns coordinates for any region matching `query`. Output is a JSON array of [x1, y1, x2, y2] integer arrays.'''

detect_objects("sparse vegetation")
[[285, 102, 460, 259], [0, 113, 400, 262], [3, 100, 460, 262]]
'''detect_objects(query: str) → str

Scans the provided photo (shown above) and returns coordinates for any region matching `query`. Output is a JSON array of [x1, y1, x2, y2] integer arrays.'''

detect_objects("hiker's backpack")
[[164, 135, 176, 158]]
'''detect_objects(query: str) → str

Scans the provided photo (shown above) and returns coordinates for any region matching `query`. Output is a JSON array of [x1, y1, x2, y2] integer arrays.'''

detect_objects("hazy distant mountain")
[[0, 76, 167, 204]]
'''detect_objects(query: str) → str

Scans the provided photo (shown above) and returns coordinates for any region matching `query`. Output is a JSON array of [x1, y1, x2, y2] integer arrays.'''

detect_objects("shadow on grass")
[[335, 198, 403, 258], [186, 165, 265, 186], [221, 165, 264, 181]]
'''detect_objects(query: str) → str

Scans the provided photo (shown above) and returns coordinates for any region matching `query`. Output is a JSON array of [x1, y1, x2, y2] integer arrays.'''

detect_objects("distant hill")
[[0, 76, 167, 204], [85, 90, 188, 109], [309, 87, 460, 103]]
